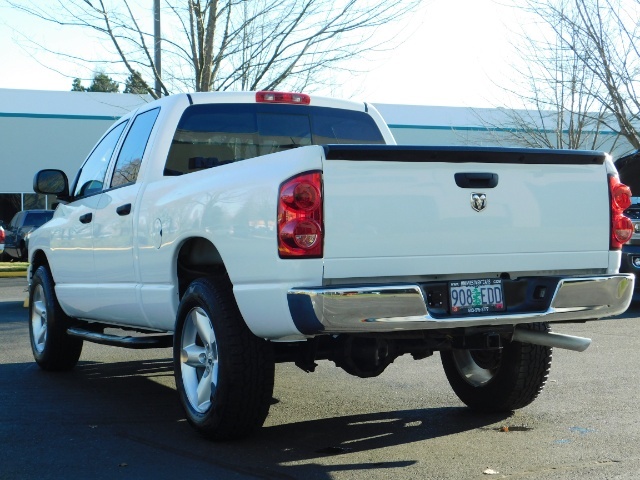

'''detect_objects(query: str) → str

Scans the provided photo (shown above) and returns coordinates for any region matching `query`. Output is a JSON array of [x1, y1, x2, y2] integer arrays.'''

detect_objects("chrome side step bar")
[[512, 328, 592, 352], [67, 327, 173, 349]]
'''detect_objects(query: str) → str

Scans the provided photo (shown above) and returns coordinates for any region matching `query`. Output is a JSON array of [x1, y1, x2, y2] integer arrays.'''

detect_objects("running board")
[[67, 327, 173, 349], [512, 328, 591, 352]]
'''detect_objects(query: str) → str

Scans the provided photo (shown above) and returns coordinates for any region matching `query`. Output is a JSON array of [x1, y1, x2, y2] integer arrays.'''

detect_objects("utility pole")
[[154, 0, 162, 97]]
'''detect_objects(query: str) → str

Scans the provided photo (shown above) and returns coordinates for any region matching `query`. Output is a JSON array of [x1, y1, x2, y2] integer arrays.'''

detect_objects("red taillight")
[[278, 171, 323, 258], [0, 228, 4, 243], [256, 91, 311, 105], [609, 174, 633, 249]]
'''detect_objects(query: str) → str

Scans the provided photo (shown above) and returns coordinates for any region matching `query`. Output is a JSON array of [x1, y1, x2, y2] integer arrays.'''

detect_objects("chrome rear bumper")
[[287, 274, 634, 335]]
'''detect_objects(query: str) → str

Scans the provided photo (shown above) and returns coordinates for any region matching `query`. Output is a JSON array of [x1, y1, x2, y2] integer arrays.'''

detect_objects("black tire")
[[173, 276, 275, 440], [440, 322, 552, 412], [29, 266, 83, 371]]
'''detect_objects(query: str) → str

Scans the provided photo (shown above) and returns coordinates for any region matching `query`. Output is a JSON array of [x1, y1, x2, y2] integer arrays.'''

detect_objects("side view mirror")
[[33, 169, 70, 200]]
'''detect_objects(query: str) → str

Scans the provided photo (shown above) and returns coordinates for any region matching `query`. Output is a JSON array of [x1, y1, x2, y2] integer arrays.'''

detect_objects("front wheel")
[[440, 322, 552, 412], [29, 266, 83, 371], [173, 276, 275, 440]]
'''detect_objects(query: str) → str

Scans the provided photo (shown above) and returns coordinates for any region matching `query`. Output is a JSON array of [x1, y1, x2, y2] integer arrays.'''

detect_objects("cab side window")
[[73, 121, 128, 198], [110, 108, 160, 189]]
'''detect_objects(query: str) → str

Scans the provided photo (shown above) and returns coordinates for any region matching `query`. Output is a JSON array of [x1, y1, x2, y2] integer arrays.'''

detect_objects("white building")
[[374, 103, 628, 154], [0, 88, 631, 225]]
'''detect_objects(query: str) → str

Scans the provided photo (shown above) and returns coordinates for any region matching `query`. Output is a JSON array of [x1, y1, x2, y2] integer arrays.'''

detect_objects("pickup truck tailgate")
[[321, 146, 610, 279]]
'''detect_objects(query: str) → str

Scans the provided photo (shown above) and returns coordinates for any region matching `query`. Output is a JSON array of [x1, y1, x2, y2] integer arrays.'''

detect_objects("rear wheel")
[[173, 276, 274, 440], [29, 266, 83, 370], [440, 322, 552, 412]]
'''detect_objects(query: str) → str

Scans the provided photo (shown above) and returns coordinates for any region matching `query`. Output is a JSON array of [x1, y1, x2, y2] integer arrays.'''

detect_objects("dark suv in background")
[[616, 151, 640, 300], [3, 210, 54, 261]]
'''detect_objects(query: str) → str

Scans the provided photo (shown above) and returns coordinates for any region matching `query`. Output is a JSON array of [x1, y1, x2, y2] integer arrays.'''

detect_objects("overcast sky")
[[0, 0, 521, 108]]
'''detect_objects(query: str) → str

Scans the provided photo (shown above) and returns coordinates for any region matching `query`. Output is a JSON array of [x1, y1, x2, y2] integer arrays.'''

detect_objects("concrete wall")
[[375, 103, 634, 157], [0, 115, 117, 192]]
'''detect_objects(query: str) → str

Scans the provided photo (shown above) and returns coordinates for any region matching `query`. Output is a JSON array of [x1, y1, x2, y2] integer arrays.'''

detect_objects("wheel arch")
[[30, 249, 51, 279], [175, 236, 228, 300]]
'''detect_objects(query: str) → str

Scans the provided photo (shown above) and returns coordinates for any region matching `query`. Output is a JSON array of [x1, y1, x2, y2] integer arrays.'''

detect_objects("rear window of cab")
[[164, 104, 384, 176]]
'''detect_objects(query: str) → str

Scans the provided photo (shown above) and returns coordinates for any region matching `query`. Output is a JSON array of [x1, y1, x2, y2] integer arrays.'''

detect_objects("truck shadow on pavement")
[[1, 298, 511, 478], [0, 355, 510, 479]]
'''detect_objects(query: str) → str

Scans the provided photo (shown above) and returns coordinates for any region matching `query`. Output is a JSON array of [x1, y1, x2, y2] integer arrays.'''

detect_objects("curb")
[[0, 271, 27, 278], [0, 268, 29, 307]]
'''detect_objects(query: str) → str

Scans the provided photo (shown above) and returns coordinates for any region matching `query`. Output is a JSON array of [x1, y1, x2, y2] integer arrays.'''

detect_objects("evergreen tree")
[[124, 71, 149, 94], [87, 73, 120, 93], [71, 78, 86, 91]]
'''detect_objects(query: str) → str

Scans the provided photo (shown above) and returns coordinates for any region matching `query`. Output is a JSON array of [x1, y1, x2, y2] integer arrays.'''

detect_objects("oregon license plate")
[[449, 278, 505, 314]]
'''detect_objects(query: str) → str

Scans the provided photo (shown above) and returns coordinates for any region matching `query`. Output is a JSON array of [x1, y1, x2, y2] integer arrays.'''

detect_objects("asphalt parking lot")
[[2, 275, 640, 480]]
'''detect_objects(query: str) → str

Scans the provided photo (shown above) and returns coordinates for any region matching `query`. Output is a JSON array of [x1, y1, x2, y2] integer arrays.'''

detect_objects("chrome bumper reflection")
[[287, 275, 634, 335]]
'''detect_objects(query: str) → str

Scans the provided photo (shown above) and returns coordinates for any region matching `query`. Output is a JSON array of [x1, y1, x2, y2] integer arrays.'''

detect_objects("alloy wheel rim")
[[30, 284, 48, 354], [180, 307, 218, 413]]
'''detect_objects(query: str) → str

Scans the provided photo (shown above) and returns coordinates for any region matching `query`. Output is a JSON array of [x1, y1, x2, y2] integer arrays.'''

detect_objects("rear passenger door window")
[[110, 108, 160, 188]]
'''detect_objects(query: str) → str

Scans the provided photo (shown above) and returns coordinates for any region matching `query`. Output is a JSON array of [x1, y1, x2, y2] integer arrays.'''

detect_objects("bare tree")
[[7, 0, 420, 100], [491, 0, 639, 155], [558, 0, 640, 150]]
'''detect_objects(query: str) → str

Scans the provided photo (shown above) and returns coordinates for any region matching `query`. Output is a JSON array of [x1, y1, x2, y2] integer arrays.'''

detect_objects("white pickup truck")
[[28, 91, 635, 440]]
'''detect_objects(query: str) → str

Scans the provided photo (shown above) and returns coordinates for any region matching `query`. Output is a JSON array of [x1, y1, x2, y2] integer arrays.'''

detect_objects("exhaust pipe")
[[512, 328, 592, 352]]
